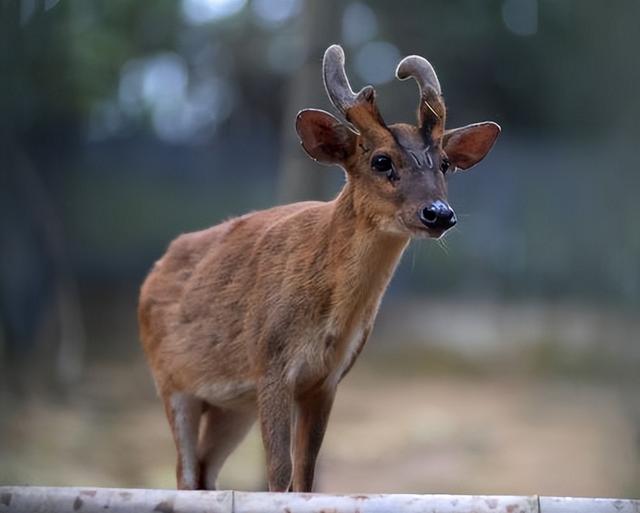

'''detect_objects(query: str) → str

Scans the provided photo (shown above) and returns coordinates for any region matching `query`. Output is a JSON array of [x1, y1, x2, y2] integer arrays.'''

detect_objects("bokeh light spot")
[[181, 0, 247, 25], [141, 54, 189, 110], [342, 2, 378, 47], [354, 41, 401, 85], [502, 0, 538, 36], [252, 0, 302, 28], [118, 52, 233, 143]]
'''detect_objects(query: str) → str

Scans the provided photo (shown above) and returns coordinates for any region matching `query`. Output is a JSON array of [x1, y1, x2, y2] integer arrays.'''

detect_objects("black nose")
[[419, 201, 457, 230]]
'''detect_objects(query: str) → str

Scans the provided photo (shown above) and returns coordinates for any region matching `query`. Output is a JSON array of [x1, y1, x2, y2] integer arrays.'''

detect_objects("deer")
[[138, 44, 500, 493]]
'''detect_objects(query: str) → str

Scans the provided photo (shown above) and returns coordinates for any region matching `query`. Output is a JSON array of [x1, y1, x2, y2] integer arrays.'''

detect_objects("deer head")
[[296, 44, 500, 239]]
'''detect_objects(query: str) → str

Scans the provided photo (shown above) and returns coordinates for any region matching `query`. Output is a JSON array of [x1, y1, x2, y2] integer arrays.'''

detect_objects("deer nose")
[[419, 201, 457, 230]]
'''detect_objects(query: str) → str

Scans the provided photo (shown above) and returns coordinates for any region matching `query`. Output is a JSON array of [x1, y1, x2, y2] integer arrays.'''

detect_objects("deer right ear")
[[442, 122, 501, 171], [296, 109, 357, 165]]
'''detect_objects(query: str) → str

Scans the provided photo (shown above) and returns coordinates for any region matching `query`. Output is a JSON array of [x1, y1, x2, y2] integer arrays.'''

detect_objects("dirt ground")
[[1, 359, 638, 497]]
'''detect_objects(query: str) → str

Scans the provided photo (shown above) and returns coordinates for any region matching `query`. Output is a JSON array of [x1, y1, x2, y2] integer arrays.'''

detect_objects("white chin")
[[379, 219, 409, 236], [408, 228, 435, 240]]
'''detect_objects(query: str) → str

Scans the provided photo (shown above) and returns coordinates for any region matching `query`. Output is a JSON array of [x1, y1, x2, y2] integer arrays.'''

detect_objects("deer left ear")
[[296, 109, 358, 165], [443, 122, 501, 171]]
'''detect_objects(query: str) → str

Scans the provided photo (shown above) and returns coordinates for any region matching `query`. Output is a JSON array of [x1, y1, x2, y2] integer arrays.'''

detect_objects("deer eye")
[[440, 158, 451, 174], [371, 154, 393, 172]]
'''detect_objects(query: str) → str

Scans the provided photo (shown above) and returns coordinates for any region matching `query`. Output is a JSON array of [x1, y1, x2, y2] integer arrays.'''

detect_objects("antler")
[[396, 55, 446, 139], [322, 45, 386, 135]]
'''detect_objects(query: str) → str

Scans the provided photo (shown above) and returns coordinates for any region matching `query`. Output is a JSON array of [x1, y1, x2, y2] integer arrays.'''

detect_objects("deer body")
[[139, 45, 500, 492], [140, 189, 407, 405]]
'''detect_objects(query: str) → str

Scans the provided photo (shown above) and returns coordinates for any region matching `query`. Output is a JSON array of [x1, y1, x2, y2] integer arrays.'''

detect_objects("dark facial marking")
[[386, 168, 400, 183], [409, 152, 422, 167], [389, 124, 440, 175], [423, 146, 434, 168]]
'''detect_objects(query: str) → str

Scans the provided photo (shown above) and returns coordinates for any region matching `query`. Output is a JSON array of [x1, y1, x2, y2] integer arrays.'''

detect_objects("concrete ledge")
[[0, 486, 637, 513]]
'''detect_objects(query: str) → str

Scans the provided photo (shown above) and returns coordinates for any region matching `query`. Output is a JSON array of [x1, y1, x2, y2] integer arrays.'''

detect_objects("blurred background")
[[1, 0, 639, 497]]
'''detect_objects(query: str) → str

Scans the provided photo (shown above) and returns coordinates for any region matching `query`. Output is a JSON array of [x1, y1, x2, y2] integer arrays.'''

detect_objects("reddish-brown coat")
[[138, 44, 499, 493]]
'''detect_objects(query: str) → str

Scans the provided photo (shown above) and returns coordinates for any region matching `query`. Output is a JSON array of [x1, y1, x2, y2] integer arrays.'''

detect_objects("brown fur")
[[138, 45, 500, 493]]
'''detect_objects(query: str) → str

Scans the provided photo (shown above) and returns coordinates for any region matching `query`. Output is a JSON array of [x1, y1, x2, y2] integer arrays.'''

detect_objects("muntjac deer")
[[139, 44, 500, 493]]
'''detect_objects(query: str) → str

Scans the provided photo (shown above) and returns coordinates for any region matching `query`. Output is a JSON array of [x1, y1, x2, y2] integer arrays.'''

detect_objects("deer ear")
[[443, 122, 501, 170], [296, 109, 357, 165]]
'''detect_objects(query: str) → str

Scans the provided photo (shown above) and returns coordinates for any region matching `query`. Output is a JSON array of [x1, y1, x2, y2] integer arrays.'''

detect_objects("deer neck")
[[327, 181, 410, 328]]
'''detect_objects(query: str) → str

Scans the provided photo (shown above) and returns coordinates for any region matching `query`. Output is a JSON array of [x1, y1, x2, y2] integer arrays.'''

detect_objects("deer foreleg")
[[291, 386, 335, 492], [257, 372, 294, 492]]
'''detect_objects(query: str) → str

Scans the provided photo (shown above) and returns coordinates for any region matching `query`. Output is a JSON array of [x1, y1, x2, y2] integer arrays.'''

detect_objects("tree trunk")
[[277, 0, 345, 204]]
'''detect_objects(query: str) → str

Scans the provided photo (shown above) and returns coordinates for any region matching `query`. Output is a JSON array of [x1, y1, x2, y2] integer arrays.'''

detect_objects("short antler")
[[322, 44, 385, 135], [322, 45, 360, 113], [396, 55, 441, 94], [396, 55, 446, 139]]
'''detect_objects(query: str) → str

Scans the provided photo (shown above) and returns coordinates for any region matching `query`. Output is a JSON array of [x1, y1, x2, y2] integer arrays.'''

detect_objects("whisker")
[[437, 237, 450, 255], [410, 241, 417, 271]]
